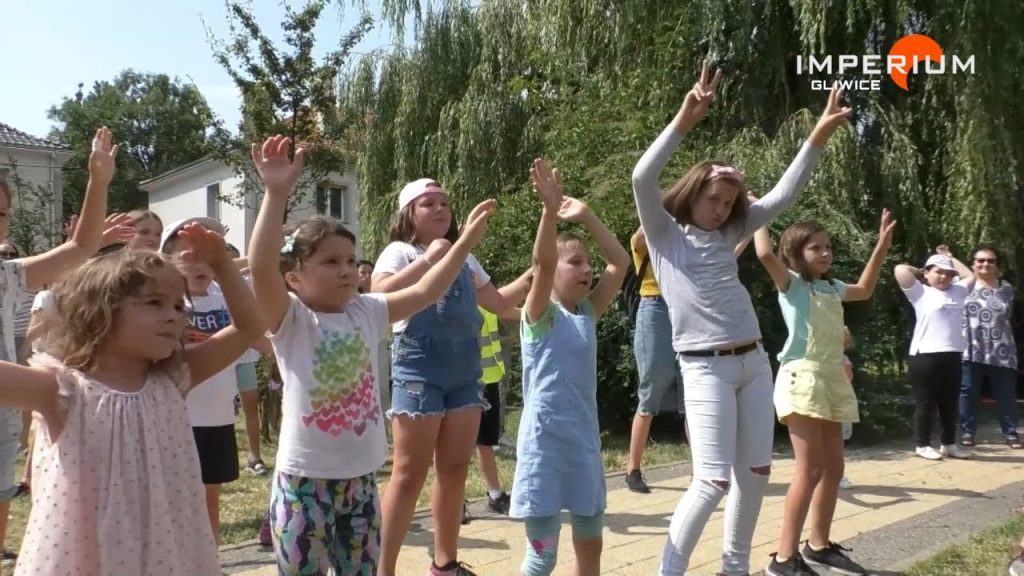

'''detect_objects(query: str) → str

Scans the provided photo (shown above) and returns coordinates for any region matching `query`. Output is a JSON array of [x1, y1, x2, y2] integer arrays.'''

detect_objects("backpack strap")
[[637, 254, 651, 285]]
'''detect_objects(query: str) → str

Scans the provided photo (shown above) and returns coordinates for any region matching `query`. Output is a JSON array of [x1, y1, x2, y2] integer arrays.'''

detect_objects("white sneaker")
[[916, 446, 943, 460], [941, 444, 972, 459], [1009, 553, 1024, 576], [838, 476, 852, 489]]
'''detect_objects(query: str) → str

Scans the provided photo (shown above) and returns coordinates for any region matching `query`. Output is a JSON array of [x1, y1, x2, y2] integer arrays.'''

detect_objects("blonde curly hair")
[[29, 251, 188, 372]]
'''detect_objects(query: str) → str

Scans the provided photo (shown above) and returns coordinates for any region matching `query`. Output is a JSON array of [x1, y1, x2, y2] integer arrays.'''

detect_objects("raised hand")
[[530, 158, 563, 212], [935, 244, 952, 257], [677, 61, 724, 132], [459, 199, 497, 248], [877, 209, 897, 251], [100, 213, 137, 246], [88, 127, 118, 187], [424, 238, 452, 264], [177, 223, 229, 268], [557, 197, 592, 224], [809, 84, 853, 146], [251, 135, 306, 195]]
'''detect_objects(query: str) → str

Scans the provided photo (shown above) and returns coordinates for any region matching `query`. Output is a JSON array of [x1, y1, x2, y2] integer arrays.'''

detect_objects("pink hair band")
[[704, 164, 746, 184]]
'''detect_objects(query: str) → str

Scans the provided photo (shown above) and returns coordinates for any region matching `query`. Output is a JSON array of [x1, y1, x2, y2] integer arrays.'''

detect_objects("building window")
[[206, 183, 221, 219], [316, 184, 347, 222]]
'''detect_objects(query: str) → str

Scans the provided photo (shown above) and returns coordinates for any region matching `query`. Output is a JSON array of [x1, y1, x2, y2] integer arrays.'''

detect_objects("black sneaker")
[[429, 560, 477, 575], [801, 541, 867, 575], [766, 552, 816, 576], [486, 492, 511, 515], [461, 501, 471, 525], [624, 469, 651, 494], [1, 550, 16, 566]]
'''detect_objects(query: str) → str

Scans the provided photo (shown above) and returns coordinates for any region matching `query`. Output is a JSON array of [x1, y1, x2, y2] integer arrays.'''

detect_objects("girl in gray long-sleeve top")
[[631, 63, 851, 576]]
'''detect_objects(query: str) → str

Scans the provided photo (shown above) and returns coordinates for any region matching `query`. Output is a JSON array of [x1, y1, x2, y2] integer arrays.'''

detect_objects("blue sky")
[[0, 0, 397, 139]]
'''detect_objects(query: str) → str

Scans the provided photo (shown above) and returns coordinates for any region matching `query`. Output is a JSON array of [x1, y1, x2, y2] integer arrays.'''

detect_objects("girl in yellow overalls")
[[754, 212, 895, 576]]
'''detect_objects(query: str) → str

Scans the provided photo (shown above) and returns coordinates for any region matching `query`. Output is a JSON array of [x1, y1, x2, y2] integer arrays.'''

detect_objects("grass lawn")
[[3, 407, 690, 551], [905, 512, 1024, 576]]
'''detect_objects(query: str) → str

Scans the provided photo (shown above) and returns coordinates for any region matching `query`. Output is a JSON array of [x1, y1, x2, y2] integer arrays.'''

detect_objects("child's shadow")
[[837, 484, 985, 510]]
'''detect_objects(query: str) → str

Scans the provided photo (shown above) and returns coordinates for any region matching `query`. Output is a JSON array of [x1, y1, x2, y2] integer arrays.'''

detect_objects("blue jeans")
[[634, 297, 683, 415], [959, 361, 1020, 438]]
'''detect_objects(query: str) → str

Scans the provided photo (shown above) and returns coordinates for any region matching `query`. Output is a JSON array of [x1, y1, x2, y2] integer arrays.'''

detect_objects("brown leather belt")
[[680, 341, 760, 358]]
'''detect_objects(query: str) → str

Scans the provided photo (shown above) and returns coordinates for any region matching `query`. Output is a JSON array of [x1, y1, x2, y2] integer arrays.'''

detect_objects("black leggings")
[[909, 352, 962, 447]]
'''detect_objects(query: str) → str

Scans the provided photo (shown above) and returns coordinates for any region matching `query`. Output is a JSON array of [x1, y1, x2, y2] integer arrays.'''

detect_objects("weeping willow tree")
[[340, 0, 1024, 434]]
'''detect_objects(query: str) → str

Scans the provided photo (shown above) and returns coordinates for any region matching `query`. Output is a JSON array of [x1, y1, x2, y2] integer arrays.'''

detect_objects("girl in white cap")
[[894, 246, 975, 461], [373, 178, 532, 576]]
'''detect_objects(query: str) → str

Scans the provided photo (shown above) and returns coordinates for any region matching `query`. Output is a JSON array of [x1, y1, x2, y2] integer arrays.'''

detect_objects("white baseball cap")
[[923, 254, 957, 272], [398, 178, 445, 211], [160, 217, 226, 253]]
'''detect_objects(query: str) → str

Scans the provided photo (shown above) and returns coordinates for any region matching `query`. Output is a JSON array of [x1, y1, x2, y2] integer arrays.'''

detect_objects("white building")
[[0, 122, 71, 251], [140, 157, 361, 255]]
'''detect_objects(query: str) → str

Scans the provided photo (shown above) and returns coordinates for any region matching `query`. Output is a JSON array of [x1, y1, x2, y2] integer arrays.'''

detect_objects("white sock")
[[488, 489, 503, 500]]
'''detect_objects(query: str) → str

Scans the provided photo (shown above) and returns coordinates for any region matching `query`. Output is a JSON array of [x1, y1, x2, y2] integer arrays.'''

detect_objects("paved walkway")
[[224, 439, 1024, 575]]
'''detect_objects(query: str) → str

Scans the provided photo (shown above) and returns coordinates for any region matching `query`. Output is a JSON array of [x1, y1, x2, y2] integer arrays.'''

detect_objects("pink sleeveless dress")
[[15, 354, 221, 576]]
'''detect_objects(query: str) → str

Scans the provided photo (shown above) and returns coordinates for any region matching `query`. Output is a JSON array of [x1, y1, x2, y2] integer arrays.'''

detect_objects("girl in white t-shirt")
[[895, 248, 975, 461], [247, 136, 496, 575]]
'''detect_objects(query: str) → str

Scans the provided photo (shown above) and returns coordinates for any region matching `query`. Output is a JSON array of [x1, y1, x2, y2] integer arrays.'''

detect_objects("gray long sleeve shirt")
[[631, 123, 822, 351]]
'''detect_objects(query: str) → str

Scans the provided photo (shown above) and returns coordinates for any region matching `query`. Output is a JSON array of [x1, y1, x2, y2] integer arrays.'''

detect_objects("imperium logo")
[[796, 34, 975, 91]]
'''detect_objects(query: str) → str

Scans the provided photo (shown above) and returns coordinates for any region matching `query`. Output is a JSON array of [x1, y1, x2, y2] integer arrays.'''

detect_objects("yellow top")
[[631, 237, 661, 297]]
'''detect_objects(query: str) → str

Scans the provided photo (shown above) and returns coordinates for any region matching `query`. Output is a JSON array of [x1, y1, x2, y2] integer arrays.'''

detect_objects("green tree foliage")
[[0, 160, 60, 255], [207, 0, 372, 214], [341, 0, 1024, 434], [47, 71, 216, 215]]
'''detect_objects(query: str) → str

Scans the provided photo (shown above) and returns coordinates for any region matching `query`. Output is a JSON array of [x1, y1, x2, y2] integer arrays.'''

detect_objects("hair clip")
[[281, 231, 298, 256]]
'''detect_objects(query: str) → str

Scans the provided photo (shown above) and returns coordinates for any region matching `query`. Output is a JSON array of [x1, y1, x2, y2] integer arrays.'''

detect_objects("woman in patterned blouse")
[[959, 243, 1020, 448]]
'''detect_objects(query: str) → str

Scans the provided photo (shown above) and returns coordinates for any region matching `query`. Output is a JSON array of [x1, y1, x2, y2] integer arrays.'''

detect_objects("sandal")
[[1008, 437, 1023, 449], [960, 434, 975, 447]]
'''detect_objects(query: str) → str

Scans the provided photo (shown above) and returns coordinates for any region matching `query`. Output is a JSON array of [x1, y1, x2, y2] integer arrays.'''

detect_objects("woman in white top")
[[894, 247, 975, 460]]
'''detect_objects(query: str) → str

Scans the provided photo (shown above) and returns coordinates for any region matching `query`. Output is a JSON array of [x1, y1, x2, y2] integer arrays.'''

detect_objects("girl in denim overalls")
[[511, 159, 630, 576], [753, 212, 895, 576], [372, 179, 532, 576]]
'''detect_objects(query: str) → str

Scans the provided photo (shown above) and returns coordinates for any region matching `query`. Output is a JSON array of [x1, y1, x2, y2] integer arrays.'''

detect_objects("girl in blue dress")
[[510, 159, 630, 576]]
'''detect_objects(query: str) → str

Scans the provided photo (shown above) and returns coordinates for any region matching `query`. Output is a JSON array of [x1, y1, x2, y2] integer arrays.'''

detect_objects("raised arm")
[[523, 158, 563, 323], [631, 227, 646, 251], [21, 128, 117, 290], [477, 267, 538, 317], [894, 264, 922, 290], [0, 362, 59, 418], [845, 210, 897, 302], [753, 226, 792, 292], [386, 200, 495, 323], [248, 135, 306, 332], [936, 244, 975, 288], [182, 225, 264, 388], [743, 86, 850, 235], [372, 239, 452, 293], [632, 63, 722, 243], [557, 198, 629, 318]]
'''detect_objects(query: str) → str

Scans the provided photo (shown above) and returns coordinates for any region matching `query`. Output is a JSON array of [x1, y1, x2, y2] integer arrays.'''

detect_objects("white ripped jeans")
[[660, 345, 775, 576]]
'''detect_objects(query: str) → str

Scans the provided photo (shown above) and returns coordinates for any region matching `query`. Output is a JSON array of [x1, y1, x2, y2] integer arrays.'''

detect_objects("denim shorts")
[[634, 297, 683, 415], [389, 335, 488, 418], [235, 361, 259, 393], [0, 407, 22, 501]]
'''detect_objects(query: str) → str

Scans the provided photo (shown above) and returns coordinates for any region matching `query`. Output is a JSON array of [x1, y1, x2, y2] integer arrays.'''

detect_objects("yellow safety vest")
[[479, 307, 505, 385]]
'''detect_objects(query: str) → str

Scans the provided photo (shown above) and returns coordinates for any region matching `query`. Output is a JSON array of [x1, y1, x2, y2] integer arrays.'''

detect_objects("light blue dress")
[[510, 300, 606, 518]]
